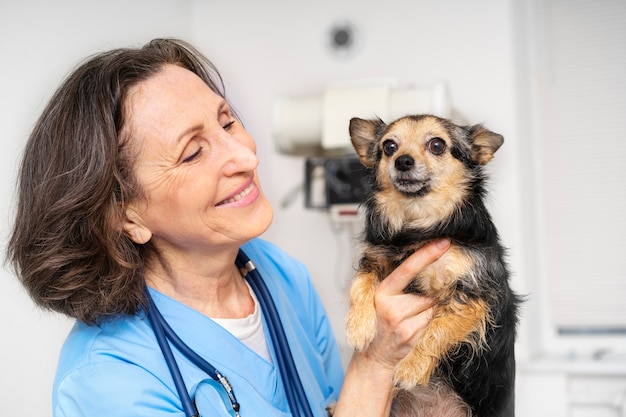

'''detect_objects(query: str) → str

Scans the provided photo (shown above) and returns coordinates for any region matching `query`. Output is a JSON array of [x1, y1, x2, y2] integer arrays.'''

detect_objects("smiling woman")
[[8, 39, 236, 324], [6, 38, 451, 417], [122, 64, 273, 285]]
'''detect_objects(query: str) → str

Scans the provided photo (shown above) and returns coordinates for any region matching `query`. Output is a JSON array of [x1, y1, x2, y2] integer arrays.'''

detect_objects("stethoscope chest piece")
[[194, 377, 242, 417]]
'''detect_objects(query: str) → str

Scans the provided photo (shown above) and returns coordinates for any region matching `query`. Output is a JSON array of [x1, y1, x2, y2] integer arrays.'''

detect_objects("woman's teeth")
[[218, 182, 254, 205]]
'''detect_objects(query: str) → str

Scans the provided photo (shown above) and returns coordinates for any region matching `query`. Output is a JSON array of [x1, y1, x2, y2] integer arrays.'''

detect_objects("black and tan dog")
[[345, 114, 520, 417]]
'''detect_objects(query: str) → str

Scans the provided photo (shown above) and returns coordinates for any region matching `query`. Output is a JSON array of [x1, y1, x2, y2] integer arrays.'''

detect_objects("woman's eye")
[[182, 148, 202, 163], [427, 137, 447, 155], [223, 120, 236, 131], [382, 140, 398, 157]]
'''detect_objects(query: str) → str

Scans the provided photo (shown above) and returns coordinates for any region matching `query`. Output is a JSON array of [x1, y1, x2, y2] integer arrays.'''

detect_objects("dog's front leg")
[[345, 269, 380, 351], [393, 298, 489, 388]]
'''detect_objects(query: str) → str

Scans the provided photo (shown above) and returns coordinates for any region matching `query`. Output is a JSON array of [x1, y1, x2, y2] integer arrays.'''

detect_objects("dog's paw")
[[393, 348, 437, 389], [345, 306, 377, 351], [345, 272, 379, 351]]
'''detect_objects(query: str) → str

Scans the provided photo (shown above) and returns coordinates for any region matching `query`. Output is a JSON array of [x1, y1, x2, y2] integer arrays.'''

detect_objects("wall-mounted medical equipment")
[[273, 79, 450, 156], [272, 79, 451, 220], [304, 155, 370, 209]]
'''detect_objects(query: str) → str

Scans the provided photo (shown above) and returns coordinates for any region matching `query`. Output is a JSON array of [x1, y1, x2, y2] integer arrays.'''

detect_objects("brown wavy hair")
[[6, 39, 231, 325]]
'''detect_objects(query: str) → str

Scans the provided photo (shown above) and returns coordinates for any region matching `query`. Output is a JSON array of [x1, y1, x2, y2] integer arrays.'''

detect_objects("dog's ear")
[[468, 125, 504, 165], [349, 117, 384, 168]]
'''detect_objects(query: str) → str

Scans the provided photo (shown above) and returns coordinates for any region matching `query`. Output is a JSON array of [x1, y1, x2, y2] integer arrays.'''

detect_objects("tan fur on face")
[[356, 117, 474, 235]]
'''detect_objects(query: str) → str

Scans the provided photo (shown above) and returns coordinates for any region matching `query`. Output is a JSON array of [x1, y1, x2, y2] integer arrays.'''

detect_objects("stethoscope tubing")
[[145, 293, 200, 417], [241, 258, 314, 417], [145, 249, 314, 417], [146, 287, 241, 417]]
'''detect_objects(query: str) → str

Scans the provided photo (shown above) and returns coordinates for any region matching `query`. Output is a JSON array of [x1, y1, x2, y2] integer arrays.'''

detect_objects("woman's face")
[[122, 64, 273, 259]]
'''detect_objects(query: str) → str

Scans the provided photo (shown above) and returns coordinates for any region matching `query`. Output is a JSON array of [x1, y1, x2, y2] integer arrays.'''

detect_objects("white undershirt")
[[211, 282, 272, 363]]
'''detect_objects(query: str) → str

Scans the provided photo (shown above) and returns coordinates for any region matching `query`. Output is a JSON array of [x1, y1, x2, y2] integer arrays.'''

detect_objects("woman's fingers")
[[365, 239, 451, 367], [379, 292, 435, 324], [367, 295, 436, 368], [378, 238, 451, 296], [401, 301, 435, 335]]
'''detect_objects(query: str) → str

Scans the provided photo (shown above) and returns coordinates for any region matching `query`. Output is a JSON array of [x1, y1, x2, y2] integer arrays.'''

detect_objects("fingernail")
[[435, 238, 451, 249]]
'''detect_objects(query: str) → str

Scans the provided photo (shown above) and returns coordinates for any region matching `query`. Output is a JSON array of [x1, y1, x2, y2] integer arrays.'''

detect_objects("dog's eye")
[[427, 137, 447, 155], [382, 140, 398, 156]]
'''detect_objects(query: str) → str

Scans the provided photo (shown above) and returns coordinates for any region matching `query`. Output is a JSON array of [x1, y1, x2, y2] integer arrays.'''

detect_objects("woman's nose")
[[220, 132, 258, 175]]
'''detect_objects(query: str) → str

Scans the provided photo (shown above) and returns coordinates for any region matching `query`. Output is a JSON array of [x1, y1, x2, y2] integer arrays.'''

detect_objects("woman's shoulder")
[[53, 316, 175, 414], [54, 315, 157, 385]]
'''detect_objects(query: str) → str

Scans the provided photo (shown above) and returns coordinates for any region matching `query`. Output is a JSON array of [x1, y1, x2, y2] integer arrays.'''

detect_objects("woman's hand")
[[364, 238, 451, 370], [333, 238, 451, 417]]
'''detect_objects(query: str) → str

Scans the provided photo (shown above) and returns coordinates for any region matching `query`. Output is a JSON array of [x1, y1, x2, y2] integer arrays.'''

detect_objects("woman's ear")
[[122, 206, 152, 244]]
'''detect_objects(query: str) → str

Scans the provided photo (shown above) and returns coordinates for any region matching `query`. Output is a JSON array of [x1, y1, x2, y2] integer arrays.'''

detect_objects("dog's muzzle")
[[390, 154, 430, 196]]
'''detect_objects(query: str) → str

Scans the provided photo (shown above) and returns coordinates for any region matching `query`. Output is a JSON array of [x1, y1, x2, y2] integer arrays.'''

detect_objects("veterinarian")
[[7, 38, 450, 417]]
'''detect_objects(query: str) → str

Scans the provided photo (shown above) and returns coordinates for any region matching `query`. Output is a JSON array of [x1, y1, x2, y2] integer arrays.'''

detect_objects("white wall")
[[0, 1, 192, 415], [0, 0, 530, 415]]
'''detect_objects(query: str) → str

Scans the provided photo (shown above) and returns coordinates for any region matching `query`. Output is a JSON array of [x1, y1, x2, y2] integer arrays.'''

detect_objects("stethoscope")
[[144, 249, 315, 417]]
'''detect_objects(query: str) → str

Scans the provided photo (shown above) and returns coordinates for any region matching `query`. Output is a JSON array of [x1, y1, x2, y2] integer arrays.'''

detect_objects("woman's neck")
[[144, 248, 255, 319]]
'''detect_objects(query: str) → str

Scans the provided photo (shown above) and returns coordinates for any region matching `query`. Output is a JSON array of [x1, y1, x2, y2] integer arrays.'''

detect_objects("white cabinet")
[[517, 358, 626, 417]]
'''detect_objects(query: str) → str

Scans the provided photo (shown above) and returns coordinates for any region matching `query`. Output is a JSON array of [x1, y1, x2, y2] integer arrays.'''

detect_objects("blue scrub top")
[[52, 239, 344, 416]]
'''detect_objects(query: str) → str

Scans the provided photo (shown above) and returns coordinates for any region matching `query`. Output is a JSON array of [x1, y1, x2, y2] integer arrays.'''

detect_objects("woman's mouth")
[[217, 181, 256, 206]]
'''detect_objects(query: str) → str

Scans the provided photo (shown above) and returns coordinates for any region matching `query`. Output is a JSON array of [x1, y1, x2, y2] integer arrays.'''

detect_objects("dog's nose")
[[395, 155, 414, 172]]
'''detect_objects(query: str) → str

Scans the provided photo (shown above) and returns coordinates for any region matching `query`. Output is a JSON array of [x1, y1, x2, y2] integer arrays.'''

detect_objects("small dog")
[[345, 114, 521, 417]]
